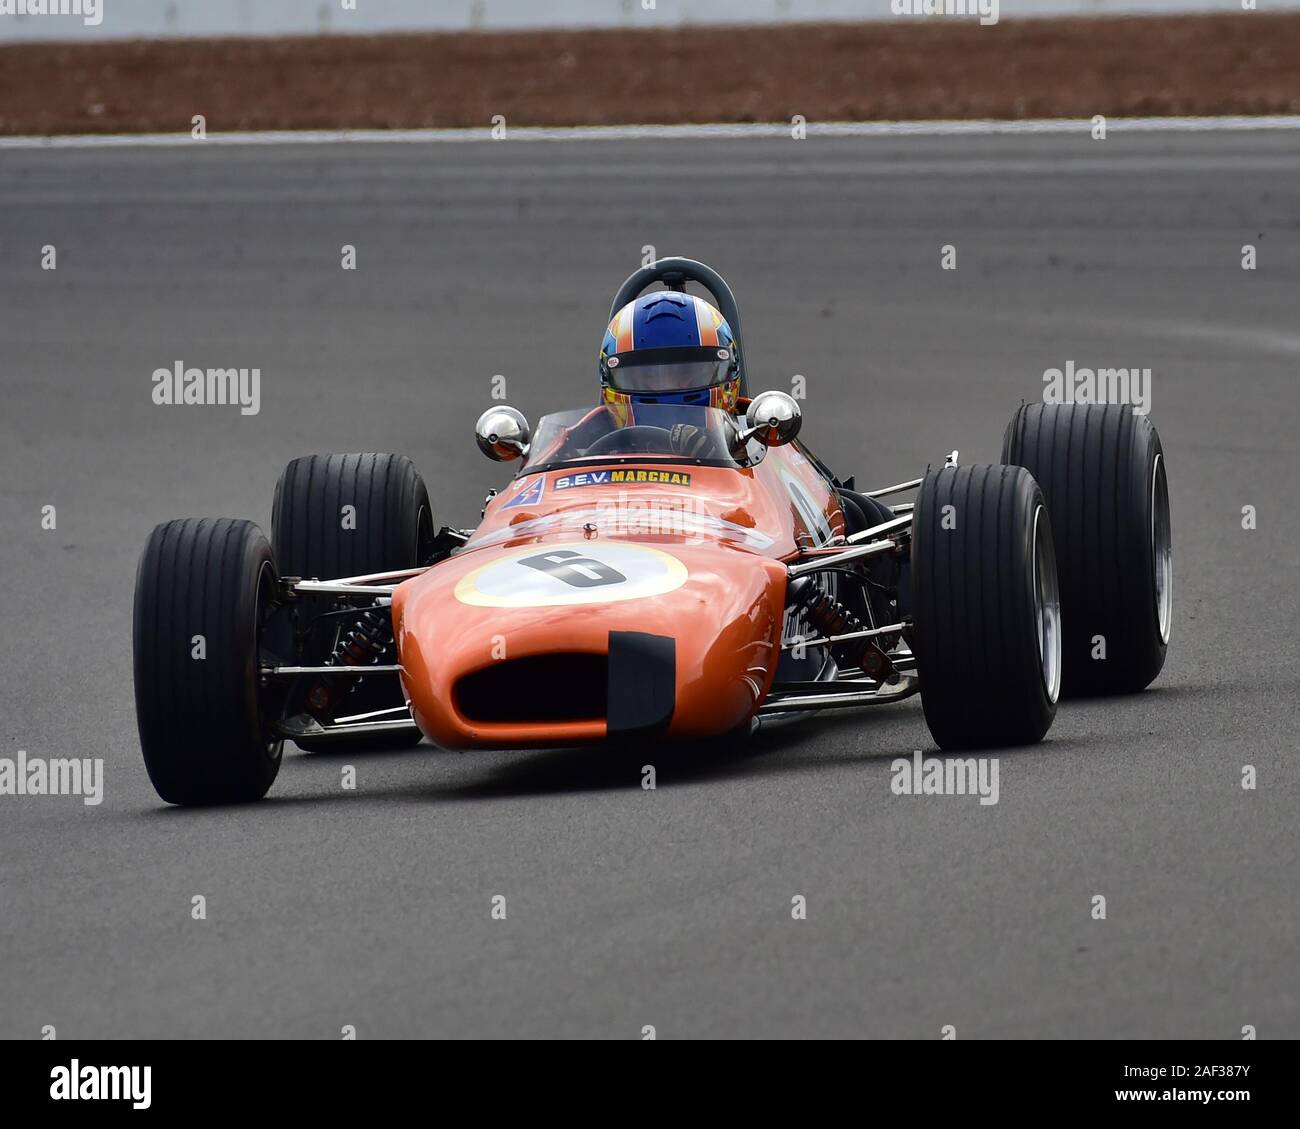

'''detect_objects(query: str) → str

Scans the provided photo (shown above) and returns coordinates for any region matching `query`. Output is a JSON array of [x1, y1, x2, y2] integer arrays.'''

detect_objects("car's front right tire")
[[133, 518, 283, 805]]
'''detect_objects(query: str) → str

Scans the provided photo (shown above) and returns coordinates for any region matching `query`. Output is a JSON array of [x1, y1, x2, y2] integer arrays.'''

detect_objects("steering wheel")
[[583, 425, 675, 456]]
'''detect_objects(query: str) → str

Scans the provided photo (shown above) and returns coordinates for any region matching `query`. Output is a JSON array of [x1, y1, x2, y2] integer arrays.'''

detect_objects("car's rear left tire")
[[271, 453, 433, 751], [133, 519, 283, 805], [1001, 403, 1170, 695], [910, 464, 1061, 750]]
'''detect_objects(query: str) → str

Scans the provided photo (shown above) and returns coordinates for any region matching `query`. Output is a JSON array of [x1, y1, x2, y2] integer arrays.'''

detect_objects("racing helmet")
[[599, 291, 741, 413]]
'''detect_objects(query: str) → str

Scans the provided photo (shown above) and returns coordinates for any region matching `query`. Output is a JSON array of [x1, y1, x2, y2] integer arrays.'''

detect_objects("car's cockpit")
[[520, 403, 761, 474]]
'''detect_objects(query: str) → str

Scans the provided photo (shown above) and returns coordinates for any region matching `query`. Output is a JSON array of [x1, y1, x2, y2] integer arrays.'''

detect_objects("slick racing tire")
[[1001, 404, 1170, 695], [271, 454, 434, 751], [134, 519, 283, 805], [911, 464, 1061, 750]]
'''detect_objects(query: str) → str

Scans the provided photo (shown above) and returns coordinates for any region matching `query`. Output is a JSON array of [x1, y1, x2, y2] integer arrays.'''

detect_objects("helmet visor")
[[607, 346, 733, 394]]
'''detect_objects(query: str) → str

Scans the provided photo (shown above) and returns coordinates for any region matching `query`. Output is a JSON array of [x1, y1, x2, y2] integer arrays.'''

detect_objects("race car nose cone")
[[391, 541, 788, 749]]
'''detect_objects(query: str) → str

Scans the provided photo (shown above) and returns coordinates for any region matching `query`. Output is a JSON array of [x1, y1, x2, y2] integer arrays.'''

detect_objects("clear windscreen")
[[521, 403, 759, 473]]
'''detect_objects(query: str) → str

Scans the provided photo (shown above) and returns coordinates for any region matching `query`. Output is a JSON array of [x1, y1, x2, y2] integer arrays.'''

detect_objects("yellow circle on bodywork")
[[454, 541, 688, 608]]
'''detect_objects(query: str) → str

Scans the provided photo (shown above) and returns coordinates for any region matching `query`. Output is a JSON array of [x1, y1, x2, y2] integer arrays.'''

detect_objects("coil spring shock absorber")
[[304, 608, 395, 716], [786, 576, 893, 680], [332, 608, 393, 668]]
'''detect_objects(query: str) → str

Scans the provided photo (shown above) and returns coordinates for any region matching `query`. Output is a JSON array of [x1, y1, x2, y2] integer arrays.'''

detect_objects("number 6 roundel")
[[454, 541, 688, 608]]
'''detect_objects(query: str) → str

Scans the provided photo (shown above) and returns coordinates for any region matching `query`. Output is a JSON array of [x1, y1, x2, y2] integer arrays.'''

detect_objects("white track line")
[[3, 116, 1300, 149]]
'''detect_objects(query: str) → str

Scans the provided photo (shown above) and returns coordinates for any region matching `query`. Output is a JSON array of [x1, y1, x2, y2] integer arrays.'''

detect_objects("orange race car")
[[133, 259, 1172, 805]]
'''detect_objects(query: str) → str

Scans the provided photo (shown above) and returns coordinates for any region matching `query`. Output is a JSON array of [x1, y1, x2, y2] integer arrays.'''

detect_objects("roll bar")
[[607, 257, 750, 394]]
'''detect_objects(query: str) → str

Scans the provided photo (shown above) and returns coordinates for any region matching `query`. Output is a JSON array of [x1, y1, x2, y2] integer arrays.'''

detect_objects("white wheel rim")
[[1151, 453, 1173, 645], [253, 559, 282, 759], [415, 503, 432, 566], [1032, 504, 1062, 704]]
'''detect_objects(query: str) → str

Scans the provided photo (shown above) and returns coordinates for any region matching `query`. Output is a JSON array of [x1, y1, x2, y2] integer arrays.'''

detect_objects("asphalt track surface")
[[1, 131, 1297, 1039]]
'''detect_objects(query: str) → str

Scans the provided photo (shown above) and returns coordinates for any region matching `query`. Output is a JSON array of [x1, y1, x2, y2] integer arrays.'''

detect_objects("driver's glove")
[[669, 423, 714, 459]]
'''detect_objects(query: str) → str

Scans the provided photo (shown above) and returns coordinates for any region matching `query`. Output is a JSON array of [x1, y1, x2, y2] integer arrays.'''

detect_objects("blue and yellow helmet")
[[599, 291, 741, 413]]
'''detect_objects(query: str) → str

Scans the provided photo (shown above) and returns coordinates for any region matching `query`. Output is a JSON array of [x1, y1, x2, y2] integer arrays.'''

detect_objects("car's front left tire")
[[910, 464, 1061, 750]]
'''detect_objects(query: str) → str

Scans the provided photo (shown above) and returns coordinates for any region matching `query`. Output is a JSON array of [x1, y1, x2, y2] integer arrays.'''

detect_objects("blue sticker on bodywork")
[[502, 476, 545, 509]]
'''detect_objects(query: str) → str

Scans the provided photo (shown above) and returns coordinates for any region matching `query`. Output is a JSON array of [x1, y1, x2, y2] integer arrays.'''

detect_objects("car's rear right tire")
[[271, 453, 433, 752], [910, 464, 1061, 750]]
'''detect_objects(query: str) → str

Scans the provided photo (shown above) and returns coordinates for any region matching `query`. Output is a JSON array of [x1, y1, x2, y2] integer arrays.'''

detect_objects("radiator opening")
[[455, 653, 608, 723]]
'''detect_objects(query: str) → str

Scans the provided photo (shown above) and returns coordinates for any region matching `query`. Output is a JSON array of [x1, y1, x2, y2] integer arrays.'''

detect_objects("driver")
[[597, 291, 741, 458]]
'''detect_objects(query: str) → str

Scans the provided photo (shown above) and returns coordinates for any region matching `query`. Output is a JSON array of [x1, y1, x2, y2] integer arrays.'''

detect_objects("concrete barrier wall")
[[0, 0, 1287, 42]]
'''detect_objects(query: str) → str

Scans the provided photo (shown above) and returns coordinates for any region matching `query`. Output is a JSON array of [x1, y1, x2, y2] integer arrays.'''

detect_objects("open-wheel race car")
[[133, 258, 1172, 805]]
